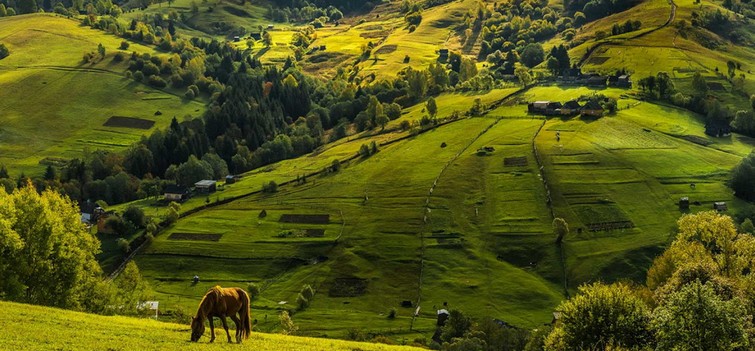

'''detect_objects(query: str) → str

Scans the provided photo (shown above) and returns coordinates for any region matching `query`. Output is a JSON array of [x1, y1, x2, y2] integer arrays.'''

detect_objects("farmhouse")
[[561, 100, 582, 115], [80, 200, 104, 224], [705, 122, 732, 137], [545, 102, 563, 115], [225, 175, 238, 184], [581, 100, 604, 117], [617, 75, 632, 88], [195, 180, 217, 194], [164, 184, 190, 202], [528, 101, 551, 113], [585, 75, 608, 87], [713, 202, 728, 211]]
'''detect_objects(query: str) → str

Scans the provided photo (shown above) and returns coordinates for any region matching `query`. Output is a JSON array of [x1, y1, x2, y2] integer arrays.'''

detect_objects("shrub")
[[120, 41, 130, 50], [296, 293, 309, 310], [147, 75, 167, 88], [123, 206, 146, 228], [133, 71, 144, 82], [116, 237, 130, 254], [388, 308, 397, 319], [262, 180, 278, 193], [247, 282, 261, 299]]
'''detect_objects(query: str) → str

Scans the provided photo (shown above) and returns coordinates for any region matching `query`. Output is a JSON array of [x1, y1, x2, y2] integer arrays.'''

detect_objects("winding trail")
[[578, 0, 677, 68]]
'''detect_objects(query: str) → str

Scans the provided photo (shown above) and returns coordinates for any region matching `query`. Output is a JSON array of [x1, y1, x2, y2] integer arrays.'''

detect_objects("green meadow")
[[0, 300, 423, 351], [0, 14, 204, 175], [128, 84, 751, 338]]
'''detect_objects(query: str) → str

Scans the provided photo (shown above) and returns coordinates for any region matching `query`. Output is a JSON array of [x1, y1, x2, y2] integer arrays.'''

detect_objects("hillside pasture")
[[0, 14, 204, 175], [0, 300, 423, 351]]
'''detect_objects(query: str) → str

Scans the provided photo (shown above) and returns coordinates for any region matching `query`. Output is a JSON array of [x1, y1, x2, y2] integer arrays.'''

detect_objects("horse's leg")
[[230, 315, 242, 343], [208, 316, 216, 343], [221, 316, 232, 343]]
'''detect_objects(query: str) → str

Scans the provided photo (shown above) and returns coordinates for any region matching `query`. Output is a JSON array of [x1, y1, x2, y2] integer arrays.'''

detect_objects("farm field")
[[0, 14, 205, 175], [0, 300, 423, 351], [132, 84, 751, 337]]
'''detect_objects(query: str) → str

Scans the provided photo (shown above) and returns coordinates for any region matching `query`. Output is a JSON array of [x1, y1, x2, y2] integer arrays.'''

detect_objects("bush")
[[133, 71, 144, 82], [262, 180, 278, 193], [387, 308, 397, 319], [120, 41, 130, 50], [116, 237, 130, 254], [184, 88, 195, 99], [247, 282, 261, 299], [112, 52, 125, 62], [300, 284, 315, 300], [147, 75, 167, 88], [123, 206, 146, 228], [730, 152, 755, 201]]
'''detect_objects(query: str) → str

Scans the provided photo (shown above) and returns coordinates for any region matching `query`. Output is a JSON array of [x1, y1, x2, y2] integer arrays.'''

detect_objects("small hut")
[[713, 202, 728, 211], [679, 197, 690, 210]]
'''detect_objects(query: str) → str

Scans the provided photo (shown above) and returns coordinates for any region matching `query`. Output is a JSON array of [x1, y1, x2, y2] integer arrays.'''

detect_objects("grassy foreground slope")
[[0, 300, 422, 351], [0, 14, 204, 175]]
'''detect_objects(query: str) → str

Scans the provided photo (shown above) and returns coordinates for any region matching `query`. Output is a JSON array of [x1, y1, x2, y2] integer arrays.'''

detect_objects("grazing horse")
[[190, 286, 252, 343]]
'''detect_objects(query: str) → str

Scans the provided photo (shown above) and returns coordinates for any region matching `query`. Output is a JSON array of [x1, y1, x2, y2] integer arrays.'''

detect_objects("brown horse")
[[190, 286, 252, 343]]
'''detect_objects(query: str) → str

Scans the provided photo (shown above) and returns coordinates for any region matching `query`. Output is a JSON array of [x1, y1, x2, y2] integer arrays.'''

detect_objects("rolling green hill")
[[0, 300, 423, 351], [128, 84, 752, 339], [0, 14, 205, 175]]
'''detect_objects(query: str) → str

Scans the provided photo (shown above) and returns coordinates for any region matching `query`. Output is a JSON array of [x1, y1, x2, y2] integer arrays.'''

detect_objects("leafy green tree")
[[176, 155, 213, 187], [17, 0, 36, 14], [426, 97, 438, 118], [116, 237, 130, 254], [546, 56, 560, 76], [441, 310, 474, 343], [123, 144, 154, 178], [0, 164, 8, 178], [262, 31, 272, 47], [652, 281, 750, 351], [692, 72, 708, 96], [376, 114, 390, 131], [123, 206, 146, 228], [201, 152, 229, 179], [113, 261, 150, 314], [730, 152, 755, 201], [655, 72, 674, 99], [520, 43, 545, 68], [44, 165, 57, 181], [0, 4, 7, 16], [545, 283, 651, 350], [166, 201, 180, 224], [384, 102, 402, 120], [553, 218, 569, 244], [0, 184, 106, 311], [514, 65, 532, 86]]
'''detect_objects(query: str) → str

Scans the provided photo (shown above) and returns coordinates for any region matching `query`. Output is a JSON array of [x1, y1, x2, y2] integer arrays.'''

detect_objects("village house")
[[561, 100, 582, 115], [195, 180, 217, 194], [545, 102, 563, 115], [581, 100, 605, 117], [163, 184, 190, 202], [528, 101, 551, 114]]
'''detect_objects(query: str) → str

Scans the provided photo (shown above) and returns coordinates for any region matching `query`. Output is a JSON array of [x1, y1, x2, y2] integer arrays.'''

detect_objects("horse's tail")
[[239, 288, 252, 339]]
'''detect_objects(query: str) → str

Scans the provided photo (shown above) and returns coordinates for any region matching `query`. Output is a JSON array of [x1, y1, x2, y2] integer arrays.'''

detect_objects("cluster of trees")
[[270, 0, 375, 14], [564, 0, 640, 21], [611, 19, 642, 35], [0, 0, 124, 17], [0, 184, 150, 315], [546, 211, 755, 350], [268, 2, 343, 24], [441, 212, 755, 350]]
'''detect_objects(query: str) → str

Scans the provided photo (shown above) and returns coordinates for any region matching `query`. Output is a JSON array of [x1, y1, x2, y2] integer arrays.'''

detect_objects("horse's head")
[[190, 316, 205, 342]]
